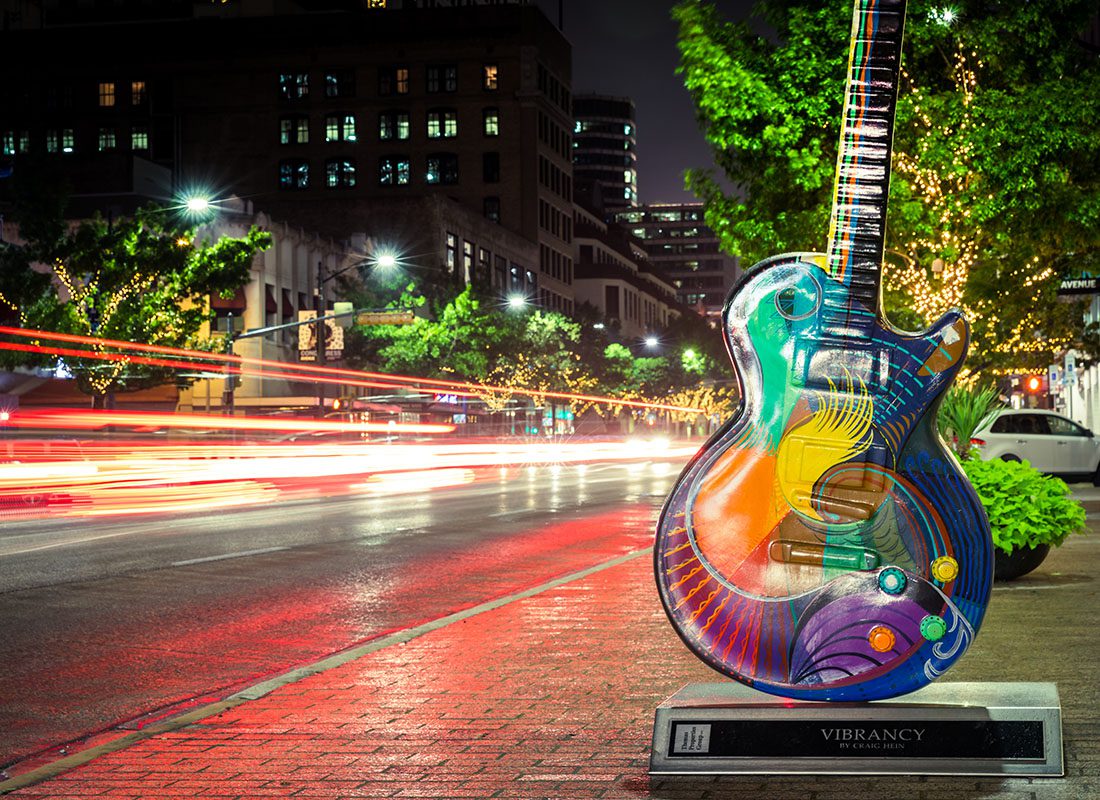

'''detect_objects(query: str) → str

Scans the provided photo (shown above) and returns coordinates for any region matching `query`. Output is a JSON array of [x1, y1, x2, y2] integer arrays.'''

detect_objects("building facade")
[[613, 202, 740, 320], [572, 94, 637, 212], [572, 203, 679, 340], [0, 0, 576, 312]]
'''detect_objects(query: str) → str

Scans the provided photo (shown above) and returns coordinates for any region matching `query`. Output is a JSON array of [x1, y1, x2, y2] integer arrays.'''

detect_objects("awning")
[[210, 287, 246, 310]]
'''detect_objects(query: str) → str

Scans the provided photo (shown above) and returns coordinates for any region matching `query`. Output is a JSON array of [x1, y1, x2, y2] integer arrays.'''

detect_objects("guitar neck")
[[825, 0, 907, 320]]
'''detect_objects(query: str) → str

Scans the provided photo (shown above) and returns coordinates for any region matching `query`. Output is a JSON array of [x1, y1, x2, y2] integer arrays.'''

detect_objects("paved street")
[[0, 461, 678, 771], [2, 482, 1097, 798]]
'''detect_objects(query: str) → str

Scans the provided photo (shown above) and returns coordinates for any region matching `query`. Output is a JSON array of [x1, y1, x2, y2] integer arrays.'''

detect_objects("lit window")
[[97, 128, 116, 151], [1, 131, 13, 156], [325, 158, 357, 188], [446, 233, 457, 273], [131, 81, 146, 105], [427, 109, 457, 139], [46, 130, 59, 153], [624, 124, 633, 136], [325, 70, 354, 98], [378, 155, 410, 186], [279, 159, 309, 190], [483, 64, 498, 91], [426, 153, 458, 185], [379, 111, 409, 141], [17, 131, 29, 153], [396, 67, 409, 94], [279, 72, 309, 100], [131, 126, 148, 150], [62, 129, 74, 153], [98, 82, 115, 107], [325, 114, 356, 142], [483, 108, 499, 137], [280, 116, 310, 145]]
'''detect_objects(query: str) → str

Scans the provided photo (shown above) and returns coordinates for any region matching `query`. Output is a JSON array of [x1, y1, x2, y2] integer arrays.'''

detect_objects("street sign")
[[1057, 276, 1100, 297], [356, 310, 416, 326], [298, 310, 343, 361]]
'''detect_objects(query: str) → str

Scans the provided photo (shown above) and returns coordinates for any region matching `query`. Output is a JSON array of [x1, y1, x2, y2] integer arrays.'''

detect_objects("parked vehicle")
[[971, 409, 1100, 483]]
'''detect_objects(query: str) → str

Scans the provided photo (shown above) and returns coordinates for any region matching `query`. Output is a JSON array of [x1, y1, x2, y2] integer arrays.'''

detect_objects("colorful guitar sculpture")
[[654, 0, 993, 702]]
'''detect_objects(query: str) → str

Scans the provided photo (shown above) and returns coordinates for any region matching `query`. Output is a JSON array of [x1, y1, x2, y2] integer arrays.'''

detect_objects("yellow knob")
[[931, 556, 959, 583]]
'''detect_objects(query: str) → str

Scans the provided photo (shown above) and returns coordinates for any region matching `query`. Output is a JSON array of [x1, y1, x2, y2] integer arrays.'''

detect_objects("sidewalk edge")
[[0, 546, 653, 795]]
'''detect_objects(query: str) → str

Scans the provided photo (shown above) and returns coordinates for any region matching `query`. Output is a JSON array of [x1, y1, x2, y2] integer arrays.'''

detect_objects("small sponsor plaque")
[[672, 724, 711, 754]]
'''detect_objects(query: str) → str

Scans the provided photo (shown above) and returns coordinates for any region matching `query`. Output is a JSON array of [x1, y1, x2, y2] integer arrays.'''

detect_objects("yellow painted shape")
[[776, 378, 873, 520]]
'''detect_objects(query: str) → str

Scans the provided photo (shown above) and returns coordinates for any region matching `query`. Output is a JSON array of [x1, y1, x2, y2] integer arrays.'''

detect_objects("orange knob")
[[868, 625, 896, 653]]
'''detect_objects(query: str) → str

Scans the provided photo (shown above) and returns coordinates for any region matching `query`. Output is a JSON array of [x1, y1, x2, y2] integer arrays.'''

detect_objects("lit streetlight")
[[508, 295, 528, 310], [644, 336, 659, 349], [375, 252, 398, 271]]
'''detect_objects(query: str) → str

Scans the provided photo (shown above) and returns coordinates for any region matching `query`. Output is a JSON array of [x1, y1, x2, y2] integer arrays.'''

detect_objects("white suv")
[[971, 409, 1100, 483]]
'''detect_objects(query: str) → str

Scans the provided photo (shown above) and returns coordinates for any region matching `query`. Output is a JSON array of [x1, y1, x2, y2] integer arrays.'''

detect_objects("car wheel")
[[999, 454, 1021, 463]]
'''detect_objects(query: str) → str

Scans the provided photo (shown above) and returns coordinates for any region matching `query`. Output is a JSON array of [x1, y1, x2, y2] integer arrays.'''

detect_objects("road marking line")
[[171, 546, 290, 566], [0, 545, 653, 794]]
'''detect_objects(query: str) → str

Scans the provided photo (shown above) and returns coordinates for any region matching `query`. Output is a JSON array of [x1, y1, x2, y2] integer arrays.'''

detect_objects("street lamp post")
[[316, 261, 328, 418], [222, 311, 236, 416]]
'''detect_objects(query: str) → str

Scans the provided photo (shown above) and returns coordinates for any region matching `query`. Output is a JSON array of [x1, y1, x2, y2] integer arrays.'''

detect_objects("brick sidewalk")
[[5, 521, 1099, 799]]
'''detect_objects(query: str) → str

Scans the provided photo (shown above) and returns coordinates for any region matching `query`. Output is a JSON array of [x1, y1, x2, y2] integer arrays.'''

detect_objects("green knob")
[[920, 615, 948, 642]]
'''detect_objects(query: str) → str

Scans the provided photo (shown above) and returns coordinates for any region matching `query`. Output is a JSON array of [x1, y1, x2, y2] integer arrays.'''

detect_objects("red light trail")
[[3, 408, 456, 434], [0, 325, 706, 413]]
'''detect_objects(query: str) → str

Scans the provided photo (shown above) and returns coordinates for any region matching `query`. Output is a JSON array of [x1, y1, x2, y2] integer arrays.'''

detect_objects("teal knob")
[[878, 567, 907, 595]]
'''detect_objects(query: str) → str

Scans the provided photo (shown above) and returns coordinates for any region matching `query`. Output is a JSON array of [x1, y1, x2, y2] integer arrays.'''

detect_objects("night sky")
[[535, 0, 757, 205]]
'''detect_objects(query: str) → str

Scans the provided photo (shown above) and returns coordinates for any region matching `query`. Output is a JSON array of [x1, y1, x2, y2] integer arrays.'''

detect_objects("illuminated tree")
[[675, 0, 1100, 372], [1, 204, 270, 404]]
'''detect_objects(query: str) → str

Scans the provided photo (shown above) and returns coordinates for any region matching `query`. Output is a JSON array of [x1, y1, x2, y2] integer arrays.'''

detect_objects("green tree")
[[675, 0, 1100, 372], [350, 285, 522, 382], [1, 203, 270, 403]]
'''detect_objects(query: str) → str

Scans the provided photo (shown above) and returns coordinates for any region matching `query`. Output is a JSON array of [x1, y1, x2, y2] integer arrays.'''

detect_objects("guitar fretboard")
[[824, 0, 907, 331]]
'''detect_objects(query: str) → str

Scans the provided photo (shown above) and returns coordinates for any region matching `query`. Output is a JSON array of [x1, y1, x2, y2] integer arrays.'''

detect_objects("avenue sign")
[[1057, 276, 1100, 297]]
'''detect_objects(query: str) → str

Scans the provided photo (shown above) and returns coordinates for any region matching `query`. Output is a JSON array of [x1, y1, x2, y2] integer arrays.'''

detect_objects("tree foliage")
[[675, 0, 1100, 372], [1, 199, 270, 399]]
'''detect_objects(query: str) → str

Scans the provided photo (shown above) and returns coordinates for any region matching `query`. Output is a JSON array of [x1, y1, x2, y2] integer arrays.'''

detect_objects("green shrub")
[[937, 384, 1002, 460], [961, 458, 1087, 554]]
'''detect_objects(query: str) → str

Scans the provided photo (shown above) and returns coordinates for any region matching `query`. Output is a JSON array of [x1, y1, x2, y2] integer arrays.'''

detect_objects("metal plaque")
[[650, 682, 1062, 776]]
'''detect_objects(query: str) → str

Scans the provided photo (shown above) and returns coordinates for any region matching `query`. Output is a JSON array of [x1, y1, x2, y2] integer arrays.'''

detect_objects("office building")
[[572, 94, 637, 212], [614, 202, 739, 320], [0, 0, 574, 312]]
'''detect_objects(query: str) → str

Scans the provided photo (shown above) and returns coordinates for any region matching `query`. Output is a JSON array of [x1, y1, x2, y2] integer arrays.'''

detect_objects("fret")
[[838, 163, 887, 181], [848, 67, 903, 91], [841, 121, 891, 142], [842, 88, 897, 114], [836, 142, 890, 161]]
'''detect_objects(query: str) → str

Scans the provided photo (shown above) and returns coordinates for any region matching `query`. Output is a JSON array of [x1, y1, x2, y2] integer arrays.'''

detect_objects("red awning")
[[210, 287, 246, 310], [265, 286, 278, 313]]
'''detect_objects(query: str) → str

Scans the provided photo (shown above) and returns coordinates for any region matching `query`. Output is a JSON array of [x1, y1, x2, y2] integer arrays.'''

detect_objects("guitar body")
[[655, 252, 993, 701]]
